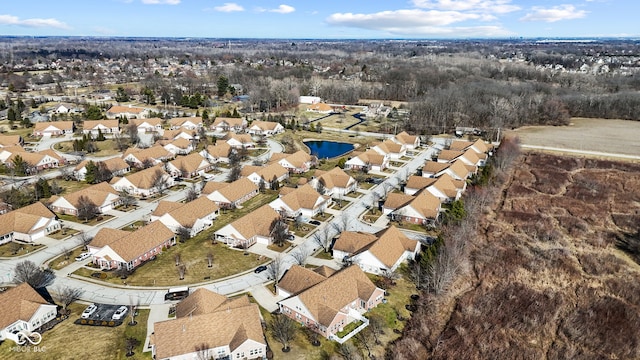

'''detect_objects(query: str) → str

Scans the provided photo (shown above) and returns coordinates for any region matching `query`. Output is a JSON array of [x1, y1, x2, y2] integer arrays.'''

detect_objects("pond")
[[304, 140, 355, 159]]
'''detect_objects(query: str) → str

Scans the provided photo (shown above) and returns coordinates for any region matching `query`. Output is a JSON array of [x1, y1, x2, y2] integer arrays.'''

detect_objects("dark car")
[[309, 220, 321, 226], [254, 265, 268, 273]]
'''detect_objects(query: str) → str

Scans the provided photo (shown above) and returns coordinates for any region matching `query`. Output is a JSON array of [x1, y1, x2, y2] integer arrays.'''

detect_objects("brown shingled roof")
[[438, 149, 464, 162], [315, 167, 354, 189], [153, 302, 264, 359], [168, 153, 208, 173], [123, 145, 173, 163], [278, 265, 328, 295], [55, 182, 119, 209], [449, 140, 474, 151], [369, 226, 418, 268], [295, 266, 380, 327], [34, 121, 74, 132], [333, 231, 378, 254], [383, 193, 415, 210], [214, 178, 258, 203], [107, 221, 175, 262], [0, 202, 56, 236], [175, 288, 228, 318], [118, 165, 169, 190], [278, 184, 327, 211], [0, 283, 50, 329], [227, 204, 280, 240], [158, 197, 219, 228], [83, 119, 119, 130], [107, 105, 145, 114], [422, 161, 450, 175], [406, 175, 437, 190], [202, 143, 231, 158], [240, 163, 288, 181]]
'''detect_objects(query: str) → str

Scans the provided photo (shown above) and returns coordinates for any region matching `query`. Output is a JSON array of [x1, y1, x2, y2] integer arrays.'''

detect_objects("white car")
[[112, 306, 128, 320], [75, 253, 91, 262], [81, 304, 97, 319]]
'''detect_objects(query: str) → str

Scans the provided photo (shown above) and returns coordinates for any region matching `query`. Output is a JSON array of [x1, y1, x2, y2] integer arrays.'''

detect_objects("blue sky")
[[0, 0, 636, 39]]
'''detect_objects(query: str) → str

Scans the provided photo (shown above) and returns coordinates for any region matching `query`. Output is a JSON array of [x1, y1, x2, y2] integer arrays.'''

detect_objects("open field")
[[316, 111, 361, 129], [508, 117, 640, 156], [389, 152, 640, 359], [54, 139, 121, 157], [0, 303, 150, 360]]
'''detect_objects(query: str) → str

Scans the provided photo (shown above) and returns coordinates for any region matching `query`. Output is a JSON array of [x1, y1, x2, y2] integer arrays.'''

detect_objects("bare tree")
[[178, 264, 187, 280], [151, 169, 170, 195], [128, 295, 140, 326], [77, 195, 99, 222], [77, 231, 93, 250], [267, 255, 284, 286], [125, 122, 139, 145], [174, 253, 181, 266], [206, 252, 214, 268], [63, 247, 72, 260], [184, 184, 198, 202], [336, 342, 362, 360], [54, 285, 84, 314], [125, 337, 140, 357], [290, 246, 309, 266], [313, 226, 332, 253], [331, 214, 351, 233], [13, 260, 55, 289], [269, 314, 296, 352], [119, 189, 137, 209]]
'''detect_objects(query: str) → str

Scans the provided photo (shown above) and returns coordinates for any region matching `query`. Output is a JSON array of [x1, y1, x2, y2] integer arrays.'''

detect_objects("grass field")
[[0, 242, 44, 257], [508, 117, 640, 156], [316, 112, 361, 129], [54, 139, 121, 157], [0, 303, 151, 360]]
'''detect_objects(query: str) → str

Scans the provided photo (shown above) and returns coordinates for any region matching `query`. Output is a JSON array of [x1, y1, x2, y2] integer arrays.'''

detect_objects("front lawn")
[[387, 220, 428, 233], [267, 241, 292, 253], [0, 242, 44, 257], [47, 228, 79, 240], [57, 213, 114, 226], [49, 247, 84, 270], [54, 139, 121, 157]]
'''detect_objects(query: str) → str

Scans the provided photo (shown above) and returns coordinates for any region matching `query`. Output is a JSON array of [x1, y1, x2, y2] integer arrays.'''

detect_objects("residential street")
[[0, 134, 446, 312]]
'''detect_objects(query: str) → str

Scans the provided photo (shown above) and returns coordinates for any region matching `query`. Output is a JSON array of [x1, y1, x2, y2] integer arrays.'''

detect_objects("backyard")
[[0, 303, 151, 360]]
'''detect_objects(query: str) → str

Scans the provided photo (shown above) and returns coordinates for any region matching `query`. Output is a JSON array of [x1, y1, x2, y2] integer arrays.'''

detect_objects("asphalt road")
[[0, 134, 445, 307]]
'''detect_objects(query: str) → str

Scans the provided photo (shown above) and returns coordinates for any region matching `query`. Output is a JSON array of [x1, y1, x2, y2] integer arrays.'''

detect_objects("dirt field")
[[389, 152, 640, 359], [508, 117, 640, 156]]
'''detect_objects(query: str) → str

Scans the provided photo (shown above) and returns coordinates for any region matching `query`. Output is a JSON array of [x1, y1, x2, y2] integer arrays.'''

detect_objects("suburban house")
[[277, 265, 385, 340], [392, 131, 420, 150], [390, 190, 442, 226], [203, 178, 259, 209], [110, 165, 175, 198], [82, 119, 120, 135], [168, 116, 202, 130], [241, 163, 289, 189], [0, 145, 26, 164], [122, 145, 174, 168], [130, 117, 163, 133], [425, 174, 466, 202], [214, 204, 282, 247], [33, 121, 75, 137], [151, 289, 266, 360], [460, 148, 488, 167], [422, 161, 452, 178], [438, 159, 475, 181], [276, 265, 336, 298], [49, 182, 121, 216], [0, 202, 61, 244], [306, 102, 333, 114], [150, 197, 219, 237], [371, 139, 406, 159], [437, 149, 464, 163], [345, 150, 389, 172], [166, 153, 212, 178], [160, 129, 194, 141], [247, 120, 284, 136], [73, 157, 130, 181], [6, 151, 61, 172], [88, 221, 176, 271], [226, 133, 254, 149], [404, 175, 437, 195], [53, 103, 78, 114], [383, 193, 416, 216], [311, 167, 358, 198], [106, 105, 148, 119], [0, 135, 23, 147], [272, 151, 316, 174], [199, 142, 232, 164], [332, 226, 420, 275], [158, 137, 194, 156], [0, 283, 58, 344], [211, 117, 247, 133], [449, 138, 493, 156], [269, 184, 331, 219]]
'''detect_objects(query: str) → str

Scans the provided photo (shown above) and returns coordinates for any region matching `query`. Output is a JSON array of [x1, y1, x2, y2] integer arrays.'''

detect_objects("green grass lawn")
[[387, 220, 428, 233], [54, 139, 121, 157], [313, 251, 333, 260], [49, 246, 84, 270], [51, 179, 94, 194], [57, 213, 114, 226], [121, 221, 147, 232], [0, 242, 44, 257]]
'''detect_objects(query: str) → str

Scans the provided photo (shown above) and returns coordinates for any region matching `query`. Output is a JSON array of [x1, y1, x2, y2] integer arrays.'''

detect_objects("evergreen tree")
[[216, 76, 229, 97]]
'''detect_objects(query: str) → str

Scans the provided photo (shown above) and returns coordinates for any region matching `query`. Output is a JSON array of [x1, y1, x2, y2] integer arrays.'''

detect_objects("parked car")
[[254, 265, 268, 274], [309, 220, 321, 226], [112, 306, 128, 320], [81, 304, 97, 319], [75, 252, 91, 261]]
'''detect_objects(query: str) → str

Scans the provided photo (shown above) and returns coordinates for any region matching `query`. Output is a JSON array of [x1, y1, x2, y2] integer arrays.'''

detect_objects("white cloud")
[[270, 4, 295, 14], [141, 0, 180, 4], [327, 9, 483, 30], [214, 3, 244, 12], [520, 4, 588, 22], [0, 14, 70, 29], [412, 0, 520, 14]]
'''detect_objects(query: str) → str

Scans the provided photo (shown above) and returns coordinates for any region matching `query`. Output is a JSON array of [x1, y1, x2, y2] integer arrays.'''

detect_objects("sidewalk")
[[144, 303, 172, 352], [248, 284, 282, 313]]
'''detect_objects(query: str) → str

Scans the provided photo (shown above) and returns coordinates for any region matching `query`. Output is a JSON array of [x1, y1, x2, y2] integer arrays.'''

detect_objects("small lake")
[[304, 140, 355, 159]]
